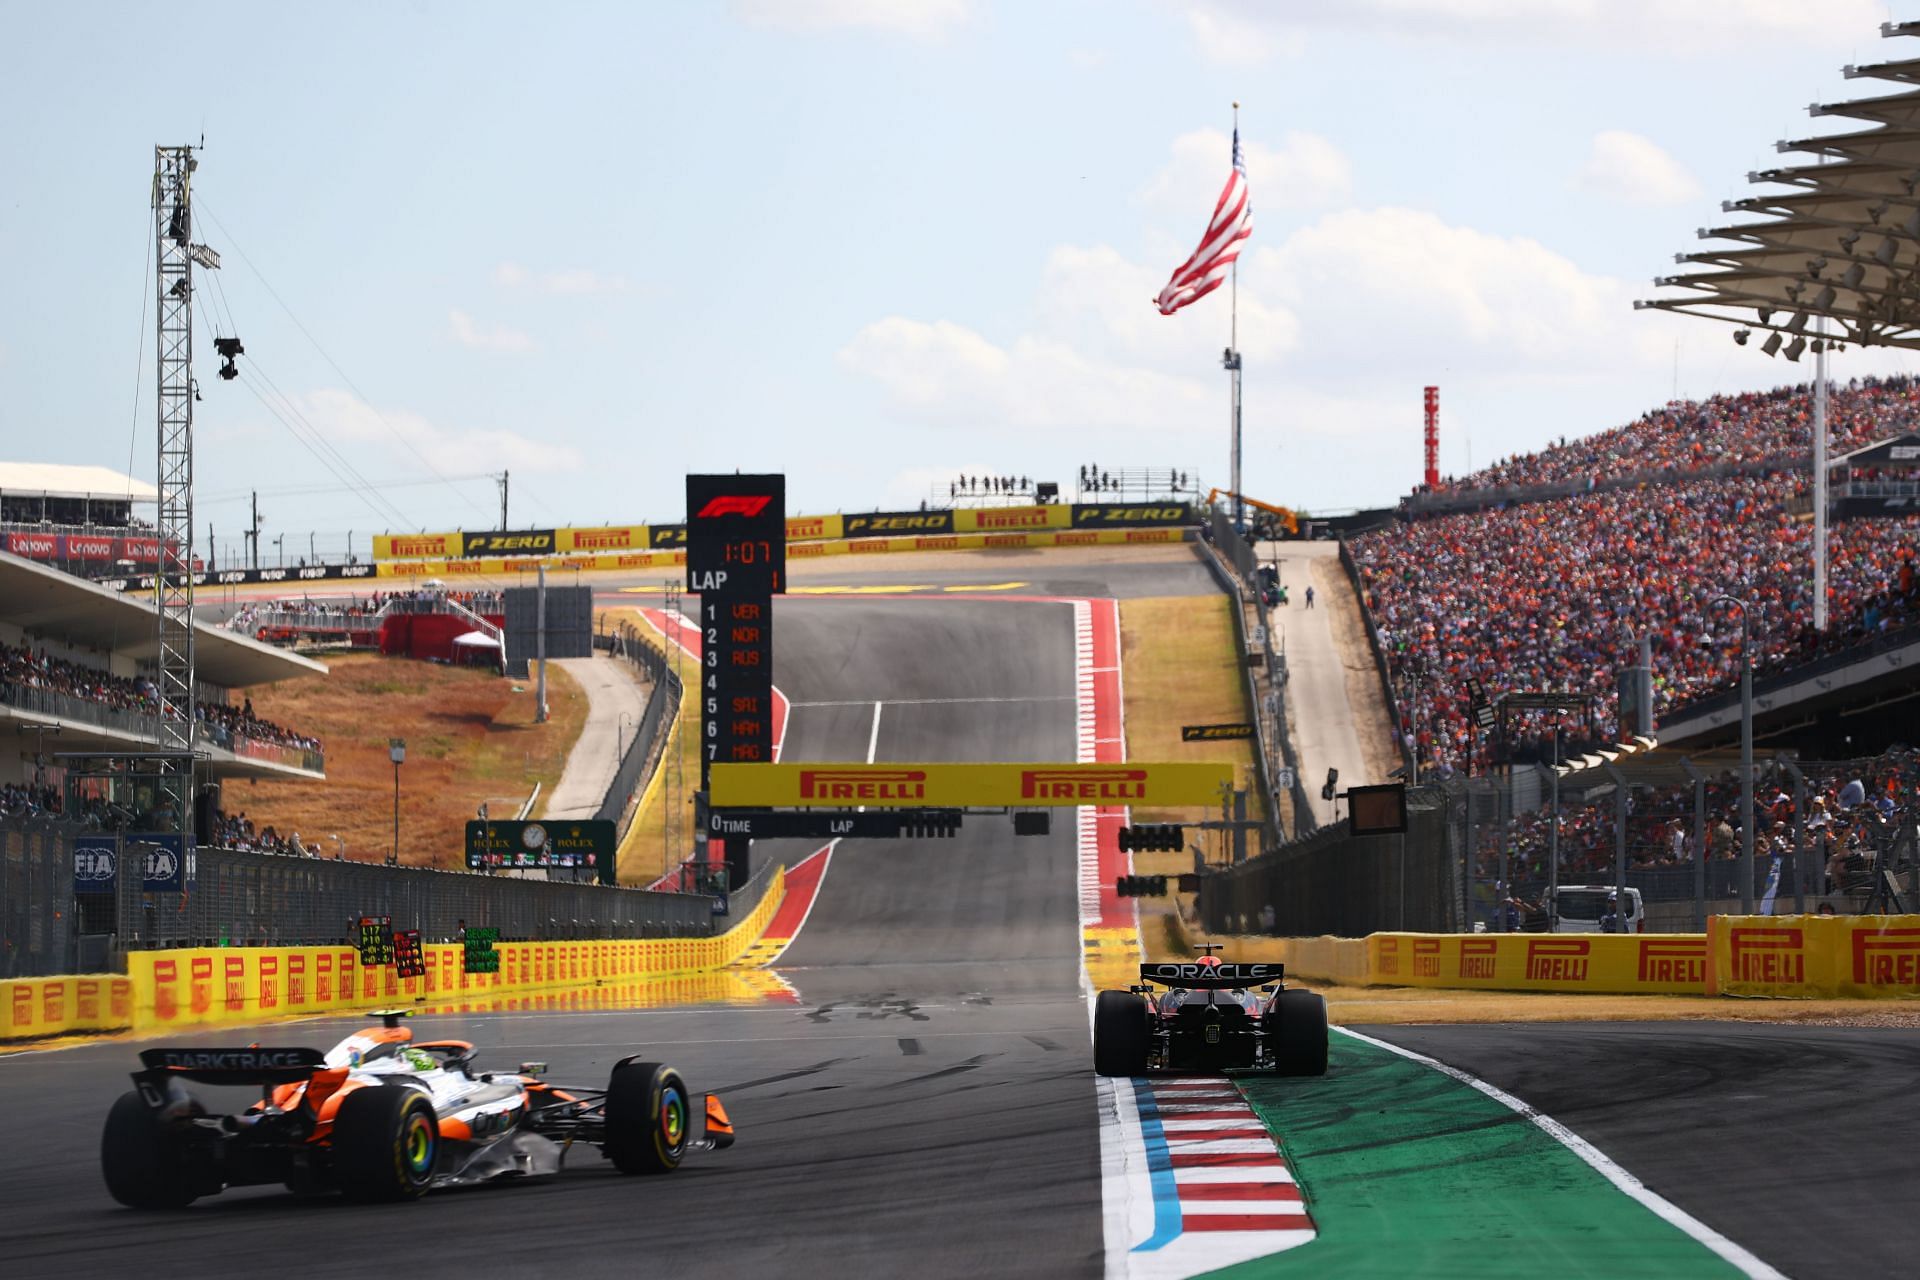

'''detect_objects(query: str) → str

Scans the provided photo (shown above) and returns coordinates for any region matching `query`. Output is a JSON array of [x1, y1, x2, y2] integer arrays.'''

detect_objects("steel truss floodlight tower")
[[152, 144, 200, 846]]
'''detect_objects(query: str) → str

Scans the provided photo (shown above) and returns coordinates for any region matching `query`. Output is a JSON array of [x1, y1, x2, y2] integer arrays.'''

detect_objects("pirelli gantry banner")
[[708, 761, 1234, 809], [373, 504, 1193, 561]]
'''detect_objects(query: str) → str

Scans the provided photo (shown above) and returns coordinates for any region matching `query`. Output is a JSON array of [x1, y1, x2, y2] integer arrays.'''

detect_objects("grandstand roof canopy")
[[1834, 432, 1920, 466], [0, 552, 324, 687], [0, 462, 156, 503], [1638, 21, 1920, 355]]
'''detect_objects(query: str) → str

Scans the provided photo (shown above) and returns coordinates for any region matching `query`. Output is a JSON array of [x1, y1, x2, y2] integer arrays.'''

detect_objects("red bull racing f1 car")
[[101, 1011, 733, 1208], [1094, 948, 1328, 1076]]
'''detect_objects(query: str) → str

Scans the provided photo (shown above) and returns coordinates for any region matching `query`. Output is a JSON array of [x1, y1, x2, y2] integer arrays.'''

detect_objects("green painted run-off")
[[1202, 1031, 1745, 1279]]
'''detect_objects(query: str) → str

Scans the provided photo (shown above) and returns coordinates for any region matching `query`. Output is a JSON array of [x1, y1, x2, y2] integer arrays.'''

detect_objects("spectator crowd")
[[1353, 471, 1920, 775], [1422, 374, 1920, 497], [1475, 746, 1920, 921], [0, 638, 321, 757]]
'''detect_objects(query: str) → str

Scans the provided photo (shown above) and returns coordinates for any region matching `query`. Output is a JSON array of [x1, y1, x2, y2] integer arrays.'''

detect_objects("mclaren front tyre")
[[604, 1061, 691, 1175], [1093, 989, 1151, 1077]]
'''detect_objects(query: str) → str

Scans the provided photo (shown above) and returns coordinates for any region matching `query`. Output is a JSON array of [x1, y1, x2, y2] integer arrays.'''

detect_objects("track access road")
[[0, 594, 1112, 1279]]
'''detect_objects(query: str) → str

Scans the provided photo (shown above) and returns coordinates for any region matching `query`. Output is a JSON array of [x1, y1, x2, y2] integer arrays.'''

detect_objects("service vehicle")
[[101, 1010, 733, 1208], [1544, 884, 1645, 933], [1093, 945, 1328, 1076]]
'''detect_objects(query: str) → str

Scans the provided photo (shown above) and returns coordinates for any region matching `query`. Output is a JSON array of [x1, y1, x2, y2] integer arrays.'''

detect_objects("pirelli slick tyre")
[[333, 1086, 439, 1202], [1267, 989, 1329, 1077], [605, 1062, 690, 1175], [102, 1090, 198, 1210], [1093, 990, 1151, 1077]]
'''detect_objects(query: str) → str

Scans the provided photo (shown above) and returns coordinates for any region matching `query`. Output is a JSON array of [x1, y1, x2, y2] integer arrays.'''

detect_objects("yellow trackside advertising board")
[[556, 524, 652, 554], [1707, 914, 1920, 999], [954, 504, 1074, 533], [370, 528, 1188, 577], [786, 513, 843, 542], [2, 975, 134, 1039], [374, 532, 463, 560], [709, 761, 1235, 809], [1366, 932, 1710, 995]]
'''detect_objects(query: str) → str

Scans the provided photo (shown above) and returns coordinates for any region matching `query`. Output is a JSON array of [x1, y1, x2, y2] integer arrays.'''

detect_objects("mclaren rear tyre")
[[101, 1090, 198, 1210], [605, 1061, 691, 1175], [333, 1085, 439, 1202], [1093, 990, 1151, 1077], [1267, 989, 1329, 1077]]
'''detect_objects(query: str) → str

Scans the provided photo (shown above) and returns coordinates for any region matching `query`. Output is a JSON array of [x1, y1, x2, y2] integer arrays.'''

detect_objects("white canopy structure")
[[1639, 20, 1920, 354]]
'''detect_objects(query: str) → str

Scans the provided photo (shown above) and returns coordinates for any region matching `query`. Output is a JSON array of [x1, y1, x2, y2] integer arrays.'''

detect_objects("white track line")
[[1337, 1028, 1786, 1280]]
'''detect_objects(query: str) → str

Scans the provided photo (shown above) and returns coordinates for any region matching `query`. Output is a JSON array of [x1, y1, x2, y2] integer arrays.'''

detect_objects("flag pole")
[[1227, 102, 1244, 532]]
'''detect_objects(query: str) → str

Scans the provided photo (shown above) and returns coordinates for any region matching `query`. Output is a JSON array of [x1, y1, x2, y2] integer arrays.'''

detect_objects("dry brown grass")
[[230, 652, 587, 868], [1119, 595, 1265, 826]]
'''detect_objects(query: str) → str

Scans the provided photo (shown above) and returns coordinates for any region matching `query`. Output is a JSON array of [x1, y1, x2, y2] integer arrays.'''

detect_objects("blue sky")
[[4, 0, 1918, 559]]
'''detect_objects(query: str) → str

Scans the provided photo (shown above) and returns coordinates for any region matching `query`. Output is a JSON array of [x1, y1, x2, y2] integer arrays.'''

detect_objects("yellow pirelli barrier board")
[[1268, 936, 1372, 986], [69, 871, 787, 1043], [1707, 914, 1920, 999], [373, 527, 1190, 578], [952, 504, 1075, 533], [2, 975, 135, 1039], [1365, 932, 1711, 995], [710, 761, 1235, 809]]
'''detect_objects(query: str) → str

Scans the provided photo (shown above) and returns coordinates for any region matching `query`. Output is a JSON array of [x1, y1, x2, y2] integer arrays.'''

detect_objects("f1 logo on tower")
[[697, 496, 773, 519]]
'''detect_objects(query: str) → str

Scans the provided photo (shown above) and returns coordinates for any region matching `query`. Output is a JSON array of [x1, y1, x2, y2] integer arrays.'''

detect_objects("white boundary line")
[[1336, 1027, 1786, 1280]]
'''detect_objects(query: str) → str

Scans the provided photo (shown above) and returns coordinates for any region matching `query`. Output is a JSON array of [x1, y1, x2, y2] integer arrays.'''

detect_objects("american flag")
[[1154, 127, 1251, 316]]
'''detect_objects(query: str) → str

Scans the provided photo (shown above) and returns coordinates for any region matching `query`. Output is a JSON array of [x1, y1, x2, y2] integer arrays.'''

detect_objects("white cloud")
[[732, 0, 973, 40], [1575, 130, 1703, 206], [448, 308, 536, 354], [1141, 128, 1353, 214], [1182, 0, 1887, 59], [297, 389, 581, 473], [838, 316, 1214, 433], [837, 204, 1703, 464], [1067, 47, 1109, 69], [493, 262, 629, 295], [1253, 206, 1676, 375]]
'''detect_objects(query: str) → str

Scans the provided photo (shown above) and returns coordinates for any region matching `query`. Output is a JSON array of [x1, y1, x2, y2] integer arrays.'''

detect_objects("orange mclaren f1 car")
[[102, 1011, 733, 1207]]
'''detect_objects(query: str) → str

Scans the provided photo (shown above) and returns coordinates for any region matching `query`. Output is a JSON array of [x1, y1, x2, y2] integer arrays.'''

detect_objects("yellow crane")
[[1203, 489, 1300, 538]]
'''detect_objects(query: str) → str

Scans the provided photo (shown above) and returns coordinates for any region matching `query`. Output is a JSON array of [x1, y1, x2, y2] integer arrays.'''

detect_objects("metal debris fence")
[[2, 816, 714, 979]]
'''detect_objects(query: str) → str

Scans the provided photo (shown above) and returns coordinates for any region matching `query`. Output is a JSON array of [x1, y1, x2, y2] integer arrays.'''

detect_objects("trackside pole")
[[535, 563, 548, 724]]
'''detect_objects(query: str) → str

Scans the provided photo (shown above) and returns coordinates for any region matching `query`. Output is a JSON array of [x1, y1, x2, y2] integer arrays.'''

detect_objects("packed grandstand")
[[1353, 375, 1920, 777]]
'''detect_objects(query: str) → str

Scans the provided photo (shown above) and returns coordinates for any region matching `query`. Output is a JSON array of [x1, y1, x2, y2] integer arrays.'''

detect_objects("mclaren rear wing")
[[135, 1046, 327, 1086], [1137, 962, 1283, 989]]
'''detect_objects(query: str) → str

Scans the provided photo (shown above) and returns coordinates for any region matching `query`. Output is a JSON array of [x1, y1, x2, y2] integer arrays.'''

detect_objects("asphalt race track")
[[0, 592, 1110, 1279], [17, 546, 1919, 1279], [1371, 1022, 1920, 1280]]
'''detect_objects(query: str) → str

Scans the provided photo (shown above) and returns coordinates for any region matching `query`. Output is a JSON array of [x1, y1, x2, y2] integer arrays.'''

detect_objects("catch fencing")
[[2, 815, 714, 979], [597, 623, 682, 832], [1198, 754, 1920, 938], [1198, 784, 1462, 937], [1195, 522, 1313, 844]]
